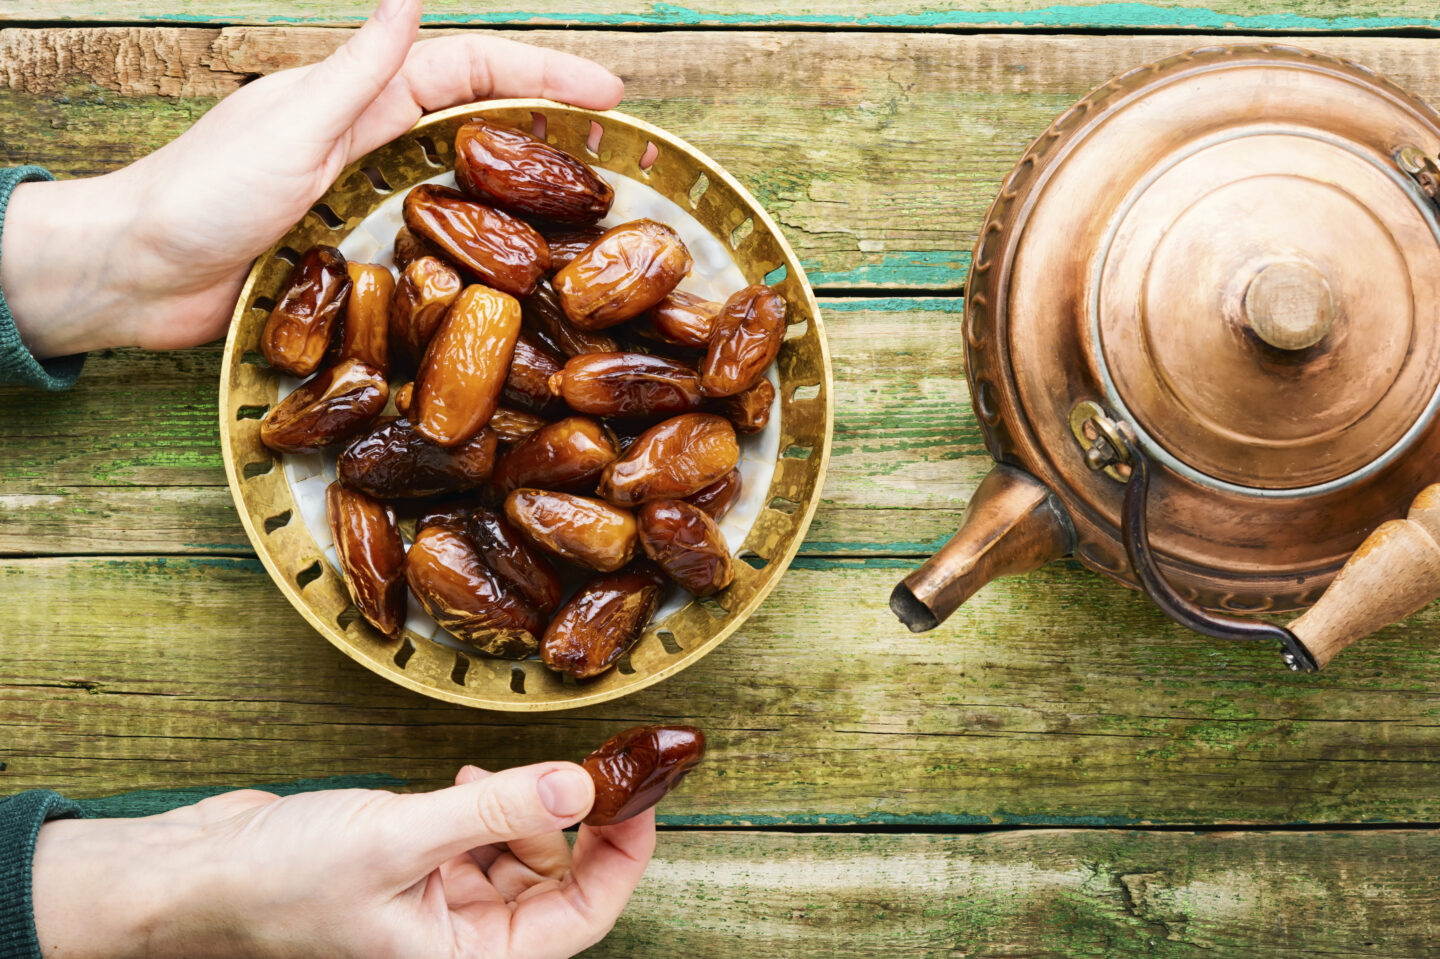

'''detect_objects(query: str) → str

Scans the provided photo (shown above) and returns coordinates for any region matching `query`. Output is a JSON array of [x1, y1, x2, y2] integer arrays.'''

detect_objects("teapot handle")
[[1118, 437, 1319, 672], [1286, 484, 1440, 669]]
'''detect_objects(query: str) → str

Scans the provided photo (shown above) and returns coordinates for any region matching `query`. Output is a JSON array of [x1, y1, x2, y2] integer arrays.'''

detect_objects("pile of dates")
[[257, 117, 787, 681]]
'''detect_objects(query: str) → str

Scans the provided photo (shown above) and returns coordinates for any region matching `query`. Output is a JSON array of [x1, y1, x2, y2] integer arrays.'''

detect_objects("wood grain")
[[593, 830, 1440, 958], [0, 301, 979, 556], [6, 554, 1440, 823], [4, 0, 1439, 33], [8, 31, 1440, 289]]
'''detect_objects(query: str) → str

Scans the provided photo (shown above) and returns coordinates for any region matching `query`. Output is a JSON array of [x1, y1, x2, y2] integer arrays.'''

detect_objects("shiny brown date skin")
[[394, 381, 415, 418], [505, 489, 638, 572], [414, 500, 473, 534], [638, 499, 734, 596], [393, 226, 445, 271], [548, 352, 705, 419], [336, 262, 394, 375], [415, 285, 522, 447], [404, 525, 543, 658], [541, 562, 668, 679], [685, 468, 742, 521], [260, 358, 389, 454], [582, 725, 706, 826], [538, 223, 607, 273], [454, 119, 614, 224], [553, 220, 692, 330], [493, 416, 619, 494], [598, 413, 739, 506], [466, 508, 565, 615], [522, 283, 619, 358], [489, 406, 549, 445], [390, 256, 462, 367], [708, 377, 775, 433], [325, 482, 406, 639], [699, 284, 787, 397], [503, 331, 567, 417], [338, 418, 498, 499], [637, 290, 720, 349], [403, 184, 550, 298], [260, 246, 351, 377]]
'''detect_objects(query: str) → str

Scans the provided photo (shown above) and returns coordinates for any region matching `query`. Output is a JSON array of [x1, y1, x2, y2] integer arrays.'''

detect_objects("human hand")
[[1, 0, 624, 359], [32, 761, 657, 958]]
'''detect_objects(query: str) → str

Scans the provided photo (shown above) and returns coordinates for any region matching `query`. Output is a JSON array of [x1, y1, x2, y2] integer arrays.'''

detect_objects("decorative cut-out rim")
[[218, 101, 834, 711]]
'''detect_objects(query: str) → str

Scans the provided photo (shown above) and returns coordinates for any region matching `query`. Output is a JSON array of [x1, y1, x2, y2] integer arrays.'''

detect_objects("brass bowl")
[[218, 100, 834, 711]]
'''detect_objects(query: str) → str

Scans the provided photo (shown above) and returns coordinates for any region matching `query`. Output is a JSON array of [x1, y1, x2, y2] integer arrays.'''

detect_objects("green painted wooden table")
[[4, 4, 1440, 954]]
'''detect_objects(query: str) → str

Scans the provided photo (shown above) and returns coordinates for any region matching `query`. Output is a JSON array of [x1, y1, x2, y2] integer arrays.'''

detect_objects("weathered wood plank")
[[0, 301, 977, 556], [596, 830, 1440, 958], [5, 1, 1440, 34], [8, 31, 1440, 289], [5, 555, 1440, 824]]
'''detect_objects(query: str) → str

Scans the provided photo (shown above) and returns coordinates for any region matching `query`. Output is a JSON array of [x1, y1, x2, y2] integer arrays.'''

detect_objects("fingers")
[[394, 761, 594, 876], [506, 809, 657, 957], [500, 828, 573, 884], [400, 35, 625, 113], [299, 0, 423, 141], [453, 765, 573, 897]]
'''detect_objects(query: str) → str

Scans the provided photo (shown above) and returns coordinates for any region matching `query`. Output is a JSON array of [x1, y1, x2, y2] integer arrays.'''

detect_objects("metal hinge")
[[1398, 146, 1440, 203]]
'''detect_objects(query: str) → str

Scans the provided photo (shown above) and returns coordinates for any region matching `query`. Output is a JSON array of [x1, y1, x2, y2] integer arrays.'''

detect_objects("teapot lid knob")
[[1243, 260, 1335, 351]]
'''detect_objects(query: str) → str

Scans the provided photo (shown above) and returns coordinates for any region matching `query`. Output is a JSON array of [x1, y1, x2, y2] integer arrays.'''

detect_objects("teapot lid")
[[967, 45, 1440, 609]]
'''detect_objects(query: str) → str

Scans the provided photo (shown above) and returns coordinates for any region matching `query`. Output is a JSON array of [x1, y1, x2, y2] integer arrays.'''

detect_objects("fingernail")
[[537, 768, 592, 818], [375, 0, 406, 21]]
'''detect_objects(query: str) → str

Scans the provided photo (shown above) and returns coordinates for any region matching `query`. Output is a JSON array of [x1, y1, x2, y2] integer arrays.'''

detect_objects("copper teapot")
[[891, 45, 1440, 672]]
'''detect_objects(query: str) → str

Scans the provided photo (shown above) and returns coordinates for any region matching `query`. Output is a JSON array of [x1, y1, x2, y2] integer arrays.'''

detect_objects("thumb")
[[301, 0, 422, 140], [397, 761, 595, 873]]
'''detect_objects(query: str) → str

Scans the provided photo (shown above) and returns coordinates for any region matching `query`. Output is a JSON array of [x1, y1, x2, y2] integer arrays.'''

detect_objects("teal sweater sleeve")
[[0, 167, 86, 390], [0, 791, 83, 959]]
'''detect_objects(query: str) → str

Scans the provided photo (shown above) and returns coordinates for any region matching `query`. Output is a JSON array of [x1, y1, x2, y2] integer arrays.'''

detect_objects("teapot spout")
[[1286, 483, 1440, 669], [890, 465, 1075, 632]]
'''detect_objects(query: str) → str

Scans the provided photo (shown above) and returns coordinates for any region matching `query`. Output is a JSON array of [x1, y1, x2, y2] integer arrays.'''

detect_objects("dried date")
[[415, 501, 473, 533], [522, 282, 619, 357], [336, 262, 394, 375], [548, 352, 704, 419], [325, 482, 406, 639], [503, 331, 567, 417], [338, 418, 498, 498], [414, 285, 522, 447], [539, 223, 607, 273], [598, 413, 739, 506], [403, 184, 549, 298], [553, 220, 691, 330], [454, 118, 614, 224], [393, 226, 445, 272], [404, 524, 543, 657], [390, 256, 462, 366], [636, 290, 720, 349], [260, 246, 351, 377], [489, 406, 549, 445], [699, 284, 786, 397], [394, 381, 415, 418], [685, 468, 742, 521], [638, 499, 734, 596], [541, 562, 668, 679], [582, 725, 706, 826], [504, 489, 637, 572], [708, 377, 774, 433], [465, 507, 564, 615], [259, 358, 389, 454], [492, 416, 618, 494]]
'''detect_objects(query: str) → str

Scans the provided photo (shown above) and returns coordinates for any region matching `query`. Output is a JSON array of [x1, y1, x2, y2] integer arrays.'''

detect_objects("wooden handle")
[[1289, 484, 1440, 668]]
